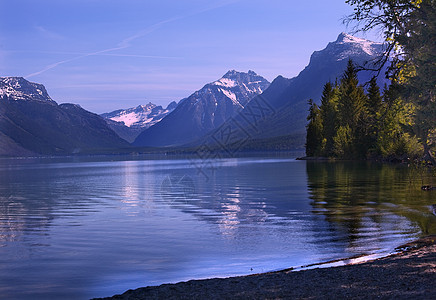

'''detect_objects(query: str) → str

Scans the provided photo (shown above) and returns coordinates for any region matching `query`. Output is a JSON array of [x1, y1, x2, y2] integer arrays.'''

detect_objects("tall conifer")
[[320, 82, 338, 156], [306, 99, 323, 157], [336, 60, 368, 157]]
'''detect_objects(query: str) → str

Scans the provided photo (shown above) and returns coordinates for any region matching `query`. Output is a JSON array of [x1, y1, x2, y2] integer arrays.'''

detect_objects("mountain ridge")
[[133, 70, 270, 147], [0, 77, 129, 156]]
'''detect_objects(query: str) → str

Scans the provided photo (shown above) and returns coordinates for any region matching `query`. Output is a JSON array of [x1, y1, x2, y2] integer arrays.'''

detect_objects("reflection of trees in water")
[[306, 162, 436, 245]]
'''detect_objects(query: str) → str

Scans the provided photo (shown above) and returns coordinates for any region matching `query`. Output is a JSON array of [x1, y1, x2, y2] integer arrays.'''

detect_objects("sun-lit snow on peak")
[[102, 101, 178, 128], [213, 78, 237, 88], [335, 32, 382, 56], [0, 76, 55, 103], [138, 102, 156, 110], [111, 112, 142, 127], [192, 70, 270, 108], [220, 88, 243, 107]]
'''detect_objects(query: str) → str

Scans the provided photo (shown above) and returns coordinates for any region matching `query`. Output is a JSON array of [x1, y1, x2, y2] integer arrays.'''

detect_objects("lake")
[[0, 156, 435, 299]]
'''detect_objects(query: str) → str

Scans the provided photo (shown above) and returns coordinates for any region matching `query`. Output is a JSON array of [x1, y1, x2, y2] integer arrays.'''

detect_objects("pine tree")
[[367, 77, 383, 117], [306, 99, 323, 157], [337, 60, 368, 158], [337, 60, 367, 128], [364, 76, 383, 155], [319, 82, 338, 156], [345, 0, 436, 163], [333, 125, 353, 158], [376, 83, 419, 159]]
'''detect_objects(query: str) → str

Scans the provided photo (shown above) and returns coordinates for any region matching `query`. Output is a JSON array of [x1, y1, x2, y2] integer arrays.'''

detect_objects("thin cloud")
[[35, 26, 65, 40], [26, 0, 241, 78], [15, 50, 181, 60]]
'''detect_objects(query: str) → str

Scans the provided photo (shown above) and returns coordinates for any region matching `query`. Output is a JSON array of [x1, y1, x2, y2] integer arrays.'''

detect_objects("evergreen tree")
[[337, 60, 367, 128], [337, 60, 368, 158], [367, 76, 383, 117], [376, 83, 421, 159], [320, 82, 338, 156], [364, 76, 383, 155], [306, 99, 323, 157], [333, 125, 353, 158], [305, 60, 421, 161], [345, 0, 436, 163]]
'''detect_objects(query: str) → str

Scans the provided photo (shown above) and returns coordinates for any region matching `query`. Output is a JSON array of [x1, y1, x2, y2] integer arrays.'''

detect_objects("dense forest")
[[306, 0, 435, 164], [306, 60, 420, 160]]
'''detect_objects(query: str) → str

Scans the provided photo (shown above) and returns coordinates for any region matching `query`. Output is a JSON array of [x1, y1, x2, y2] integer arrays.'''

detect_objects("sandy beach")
[[96, 236, 436, 299]]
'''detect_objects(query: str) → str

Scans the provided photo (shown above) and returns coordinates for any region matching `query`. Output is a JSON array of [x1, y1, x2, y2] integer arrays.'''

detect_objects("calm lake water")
[[0, 156, 435, 299]]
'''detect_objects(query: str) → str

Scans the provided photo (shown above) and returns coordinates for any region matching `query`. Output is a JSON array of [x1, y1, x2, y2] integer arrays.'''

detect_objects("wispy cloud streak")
[[26, 0, 240, 78]]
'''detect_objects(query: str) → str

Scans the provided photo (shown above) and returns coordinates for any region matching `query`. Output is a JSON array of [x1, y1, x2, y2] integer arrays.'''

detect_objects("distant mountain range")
[[0, 77, 129, 156], [0, 33, 389, 156], [100, 102, 177, 142], [133, 70, 270, 147]]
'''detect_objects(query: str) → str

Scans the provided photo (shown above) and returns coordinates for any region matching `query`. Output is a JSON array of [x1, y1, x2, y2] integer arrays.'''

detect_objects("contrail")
[[26, 0, 240, 78]]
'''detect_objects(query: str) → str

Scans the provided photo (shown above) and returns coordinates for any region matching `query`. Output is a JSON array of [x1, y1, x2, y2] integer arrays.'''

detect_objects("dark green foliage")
[[333, 125, 354, 158], [361, 76, 383, 155], [305, 60, 421, 160], [306, 99, 323, 157], [367, 77, 383, 116], [345, 0, 436, 163], [337, 60, 369, 158], [320, 82, 338, 156], [337, 61, 366, 130]]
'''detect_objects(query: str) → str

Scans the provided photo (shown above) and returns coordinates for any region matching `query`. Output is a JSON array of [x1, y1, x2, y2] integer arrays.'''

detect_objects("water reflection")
[[159, 159, 309, 238], [0, 157, 435, 299], [306, 161, 436, 253]]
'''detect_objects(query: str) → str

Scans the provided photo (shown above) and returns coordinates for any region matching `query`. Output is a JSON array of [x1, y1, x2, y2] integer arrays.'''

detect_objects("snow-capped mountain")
[[0, 77, 128, 156], [197, 33, 390, 150], [206, 70, 268, 108], [101, 101, 177, 129], [313, 32, 385, 62], [0, 77, 56, 104], [100, 101, 177, 143], [133, 70, 270, 147]]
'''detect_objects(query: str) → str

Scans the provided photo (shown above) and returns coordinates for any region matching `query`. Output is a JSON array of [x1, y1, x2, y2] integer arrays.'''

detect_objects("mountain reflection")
[[0, 165, 59, 246], [159, 159, 310, 237]]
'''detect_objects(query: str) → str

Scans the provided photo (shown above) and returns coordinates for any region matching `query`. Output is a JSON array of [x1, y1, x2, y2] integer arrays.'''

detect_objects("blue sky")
[[0, 0, 381, 113]]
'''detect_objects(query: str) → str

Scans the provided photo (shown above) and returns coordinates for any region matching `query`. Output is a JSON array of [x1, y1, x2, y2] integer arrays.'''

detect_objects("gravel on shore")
[[96, 236, 436, 300]]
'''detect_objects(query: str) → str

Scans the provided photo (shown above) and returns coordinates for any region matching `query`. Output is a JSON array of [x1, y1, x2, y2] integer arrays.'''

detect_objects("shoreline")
[[96, 236, 436, 299]]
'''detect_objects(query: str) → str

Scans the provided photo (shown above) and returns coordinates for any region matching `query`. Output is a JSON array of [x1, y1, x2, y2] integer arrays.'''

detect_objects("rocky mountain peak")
[[133, 70, 270, 147], [211, 70, 269, 93], [101, 100, 178, 129], [0, 77, 56, 104], [336, 32, 357, 43], [309, 33, 385, 64]]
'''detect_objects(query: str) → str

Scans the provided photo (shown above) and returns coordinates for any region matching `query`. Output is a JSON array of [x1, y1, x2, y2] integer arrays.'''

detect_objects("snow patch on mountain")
[[213, 78, 237, 88], [0, 77, 56, 104], [101, 101, 177, 129], [220, 88, 241, 106], [111, 112, 143, 127], [311, 32, 386, 63], [133, 70, 270, 147]]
